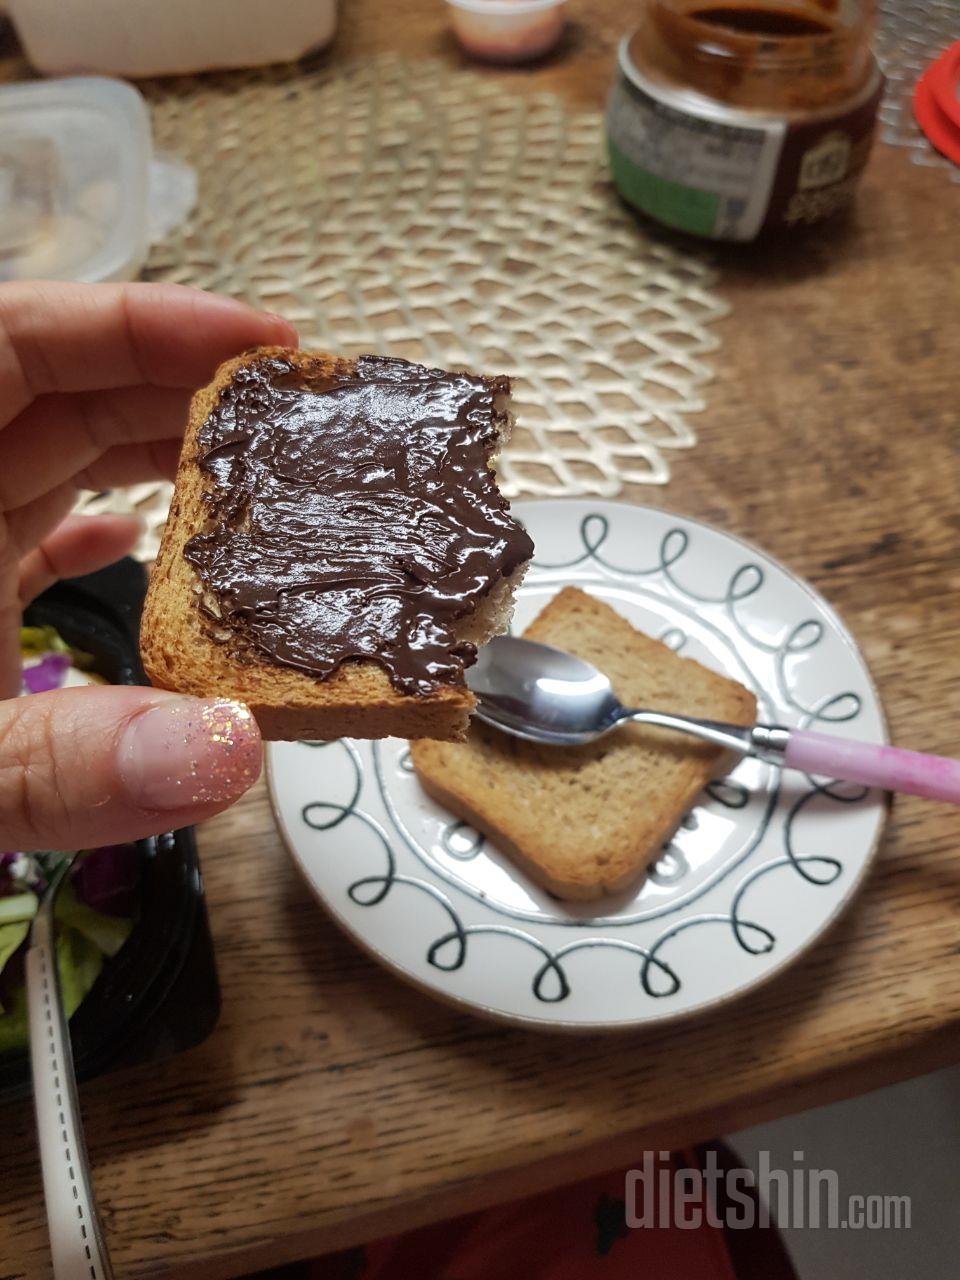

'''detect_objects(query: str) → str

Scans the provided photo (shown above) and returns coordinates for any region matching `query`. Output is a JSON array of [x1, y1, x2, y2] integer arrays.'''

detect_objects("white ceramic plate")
[[267, 500, 887, 1030]]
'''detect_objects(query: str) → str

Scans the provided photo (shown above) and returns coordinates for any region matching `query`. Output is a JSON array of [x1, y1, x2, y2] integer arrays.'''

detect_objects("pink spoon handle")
[[784, 730, 960, 803]]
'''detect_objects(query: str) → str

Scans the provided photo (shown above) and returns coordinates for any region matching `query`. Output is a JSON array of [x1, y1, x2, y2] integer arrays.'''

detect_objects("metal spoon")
[[467, 636, 960, 803]]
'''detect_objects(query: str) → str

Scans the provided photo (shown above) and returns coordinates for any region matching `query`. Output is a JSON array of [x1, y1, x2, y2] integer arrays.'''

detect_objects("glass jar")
[[606, 1, 884, 241]]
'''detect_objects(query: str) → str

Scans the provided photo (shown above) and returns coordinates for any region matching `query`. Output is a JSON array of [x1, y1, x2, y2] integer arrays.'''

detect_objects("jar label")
[[606, 71, 785, 241], [767, 88, 884, 230], [607, 60, 884, 241]]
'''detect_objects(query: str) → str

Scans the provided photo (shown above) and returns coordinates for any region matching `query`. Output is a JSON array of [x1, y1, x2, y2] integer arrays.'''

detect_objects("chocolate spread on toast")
[[184, 354, 533, 695]]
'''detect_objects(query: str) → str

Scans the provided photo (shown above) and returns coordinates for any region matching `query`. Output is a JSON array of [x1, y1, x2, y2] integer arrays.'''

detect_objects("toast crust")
[[140, 348, 525, 741]]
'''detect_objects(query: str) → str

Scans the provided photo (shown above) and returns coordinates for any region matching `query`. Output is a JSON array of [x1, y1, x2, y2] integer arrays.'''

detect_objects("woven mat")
[[79, 18, 960, 560], [77, 53, 727, 558], [877, 0, 960, 185]]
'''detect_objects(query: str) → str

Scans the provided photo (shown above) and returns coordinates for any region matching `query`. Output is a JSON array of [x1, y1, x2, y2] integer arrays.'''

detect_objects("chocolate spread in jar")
[[691, 7, 834, 37], [183, 354, 534, 696]]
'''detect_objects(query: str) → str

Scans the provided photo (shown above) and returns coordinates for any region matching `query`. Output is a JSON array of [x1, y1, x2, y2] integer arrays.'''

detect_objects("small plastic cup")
[[446, 0, 567, 65]]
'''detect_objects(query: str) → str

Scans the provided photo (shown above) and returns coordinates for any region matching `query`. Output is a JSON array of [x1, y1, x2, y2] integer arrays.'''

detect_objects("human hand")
[[0, 281, 298, 852]]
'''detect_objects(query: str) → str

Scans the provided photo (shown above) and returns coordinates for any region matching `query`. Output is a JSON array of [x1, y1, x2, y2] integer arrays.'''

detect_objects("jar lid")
[[0, 76, 195, 283], [913, 41, 960, 168]]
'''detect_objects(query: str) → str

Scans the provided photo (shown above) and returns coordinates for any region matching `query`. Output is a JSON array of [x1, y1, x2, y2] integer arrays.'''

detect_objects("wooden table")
[[2, 3, 959, 1277]]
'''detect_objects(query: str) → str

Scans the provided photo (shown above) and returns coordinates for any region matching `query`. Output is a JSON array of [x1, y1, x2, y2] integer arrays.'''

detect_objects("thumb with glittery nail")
[[0, 685, 262, 852]]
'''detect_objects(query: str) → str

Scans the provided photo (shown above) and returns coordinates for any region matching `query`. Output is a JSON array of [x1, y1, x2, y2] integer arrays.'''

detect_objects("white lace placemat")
[[84, 9, 960, 561], [77, 53, 729, 557]]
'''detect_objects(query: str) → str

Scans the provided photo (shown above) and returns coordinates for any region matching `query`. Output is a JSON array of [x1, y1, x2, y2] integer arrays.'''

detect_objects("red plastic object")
[[913, 40, 960, 167]]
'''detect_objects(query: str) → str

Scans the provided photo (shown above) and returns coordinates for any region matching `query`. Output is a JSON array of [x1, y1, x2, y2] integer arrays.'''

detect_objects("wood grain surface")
[[2, 2, 959, 1276]]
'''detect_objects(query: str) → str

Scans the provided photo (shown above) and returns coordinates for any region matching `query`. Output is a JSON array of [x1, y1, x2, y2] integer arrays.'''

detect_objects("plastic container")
[[606, 1, 884, 241], [4, 0, 338, 78], [447, 0, 567, 64], [914, 40, 960, 167], [0, 76, 195, 283], [0, 559, 220, 1102]]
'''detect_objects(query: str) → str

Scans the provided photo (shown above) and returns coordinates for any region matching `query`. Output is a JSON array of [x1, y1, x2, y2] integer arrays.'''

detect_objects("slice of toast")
[[410, 587, 757, 900], [140, 348, 531, 741]]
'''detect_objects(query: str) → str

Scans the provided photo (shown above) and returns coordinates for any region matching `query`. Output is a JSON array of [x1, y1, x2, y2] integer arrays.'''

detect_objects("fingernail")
[[118, 697, 262, 811], [265, 311, 299, 343]]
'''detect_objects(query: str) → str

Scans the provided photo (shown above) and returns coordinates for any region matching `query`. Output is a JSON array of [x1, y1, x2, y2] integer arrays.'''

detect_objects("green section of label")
[[607, 138, 720, 238]]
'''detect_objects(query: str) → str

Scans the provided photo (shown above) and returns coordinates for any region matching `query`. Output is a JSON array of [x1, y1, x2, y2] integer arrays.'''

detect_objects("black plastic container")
[[0, 559, 220, 1102]]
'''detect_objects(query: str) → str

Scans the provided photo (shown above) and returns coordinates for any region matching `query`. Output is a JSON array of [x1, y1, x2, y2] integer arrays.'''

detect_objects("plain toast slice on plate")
[[410, 587, 757, 900]]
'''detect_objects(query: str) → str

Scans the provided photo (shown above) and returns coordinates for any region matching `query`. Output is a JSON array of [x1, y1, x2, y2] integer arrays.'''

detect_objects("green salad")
[[0, 628, 138, 1054]]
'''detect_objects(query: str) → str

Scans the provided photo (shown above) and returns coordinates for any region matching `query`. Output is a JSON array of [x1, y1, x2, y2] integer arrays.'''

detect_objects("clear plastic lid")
[[0, 76, 195, 283]]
